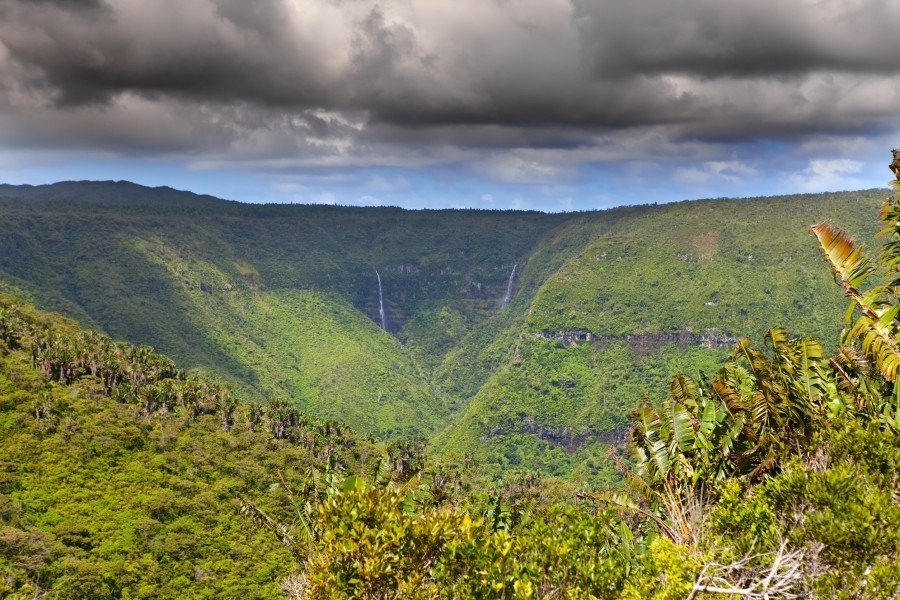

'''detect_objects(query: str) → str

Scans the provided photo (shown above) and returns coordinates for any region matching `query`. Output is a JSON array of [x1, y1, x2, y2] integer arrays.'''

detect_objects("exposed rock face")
[[534, 329, 594, 345], [480, 417, 628, 453], [534, 328, 737, 356], [612, 330, 737, 356], [519, 417, 629, 452], [358, 263, 524, 332]]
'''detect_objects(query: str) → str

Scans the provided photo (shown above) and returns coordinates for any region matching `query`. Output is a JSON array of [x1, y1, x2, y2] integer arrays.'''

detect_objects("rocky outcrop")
[[534, 329, 594, 345], [534, 328, 737, 355], [480, 417, 628, 453], [519, 417, 628, 452]]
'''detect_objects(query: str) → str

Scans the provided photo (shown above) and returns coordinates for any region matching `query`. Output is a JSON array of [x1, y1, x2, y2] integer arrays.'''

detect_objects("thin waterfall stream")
[[375, 270, 386, 330], [500, 263, 517, 308]]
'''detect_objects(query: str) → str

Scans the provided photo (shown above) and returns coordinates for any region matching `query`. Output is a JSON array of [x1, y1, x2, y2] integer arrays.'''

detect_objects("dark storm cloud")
[[0, 0, 332, 107], [572, 0, 900, 78], [13, 0, 107, 9], [211, 0, 286, 37], [1, 0, 899, 176]]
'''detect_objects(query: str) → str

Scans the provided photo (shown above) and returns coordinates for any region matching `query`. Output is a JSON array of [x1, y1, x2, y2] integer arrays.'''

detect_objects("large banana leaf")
[[669, 374, 700, 409], [668, 401, 696, 453], [810, 222, 874, 289]]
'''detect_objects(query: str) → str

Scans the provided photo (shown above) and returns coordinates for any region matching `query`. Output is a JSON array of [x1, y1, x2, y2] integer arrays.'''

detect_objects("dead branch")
[[688, 538, 814, 599]]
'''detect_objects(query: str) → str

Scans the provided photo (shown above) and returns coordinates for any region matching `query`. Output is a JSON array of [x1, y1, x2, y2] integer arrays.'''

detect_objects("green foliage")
[[708, 480, 777, 555], [0, 181, 886, 477], [608, 157, 900, 597], [4, 168, 900, 598], [765, 421, 900, 597], [700, 420, 900, 599], [527, 191, 882, 339], [0, 296, 381, 597], [386, 435, 429, 482], [436, 338, 723, 484], [287, 482, 666, 599], [629, 328, 835, 491], [810, 179, 900, 428], [0, 183, 570, 439], [304, 486, 474, 597], [440, 191, 883, 479]]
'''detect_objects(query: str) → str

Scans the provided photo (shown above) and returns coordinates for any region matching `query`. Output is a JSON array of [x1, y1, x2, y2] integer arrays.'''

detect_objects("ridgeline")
[[0, 181, 885, 478]]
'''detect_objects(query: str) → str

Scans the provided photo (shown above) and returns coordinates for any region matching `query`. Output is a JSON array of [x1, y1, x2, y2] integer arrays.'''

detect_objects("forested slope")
[[436, 190, 885, 477], [0, 295, 381, 597], [1, 180, 899, 598], [0, 182, 888, 478], [0, 182, 571, 437]]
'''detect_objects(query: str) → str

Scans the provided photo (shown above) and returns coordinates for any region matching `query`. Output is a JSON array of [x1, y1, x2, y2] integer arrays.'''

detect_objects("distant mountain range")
[[0, 180, 885, 480]]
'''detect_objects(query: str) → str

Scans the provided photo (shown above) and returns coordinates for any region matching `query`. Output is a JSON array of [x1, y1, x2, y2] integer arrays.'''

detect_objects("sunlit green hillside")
[[0, 182, 887, 477], [435, 190, 885, 478], [0, 295, 380, 597], [0, 182, 572, 436]]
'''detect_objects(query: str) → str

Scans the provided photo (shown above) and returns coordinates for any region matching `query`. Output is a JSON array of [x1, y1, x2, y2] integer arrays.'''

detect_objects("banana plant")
[[631, 327, 834, 491], [809, 152, 900, 431], [608, 329, 839, 542]]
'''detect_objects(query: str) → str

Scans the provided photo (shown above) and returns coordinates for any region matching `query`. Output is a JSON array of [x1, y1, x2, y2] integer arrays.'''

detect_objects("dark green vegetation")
[[435, 191, 882, 476], [1, 171, 899, 597], [0, 181, 573, 440], [0, 181, 885, 478]]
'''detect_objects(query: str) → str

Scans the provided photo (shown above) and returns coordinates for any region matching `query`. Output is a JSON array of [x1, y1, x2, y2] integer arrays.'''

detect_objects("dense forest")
[[0, 182, 885, 480], [1, 286, 897, 597], [0, 165, 899, 597], [3, 0, 899, 595]]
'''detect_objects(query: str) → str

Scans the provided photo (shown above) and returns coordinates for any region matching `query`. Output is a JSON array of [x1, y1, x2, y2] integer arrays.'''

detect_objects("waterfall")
[[375, 270, 386, 330], [500, 263, 517, 308]]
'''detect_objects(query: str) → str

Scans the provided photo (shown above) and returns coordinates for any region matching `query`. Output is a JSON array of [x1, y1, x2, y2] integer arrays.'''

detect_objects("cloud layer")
[[1, 0, 899, 203]]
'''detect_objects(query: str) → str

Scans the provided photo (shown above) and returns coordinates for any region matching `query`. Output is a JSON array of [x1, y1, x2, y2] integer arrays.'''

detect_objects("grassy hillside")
[[0, 181, 890, 478], [0, 182, 571, 437], [435, 190, 886, 478]]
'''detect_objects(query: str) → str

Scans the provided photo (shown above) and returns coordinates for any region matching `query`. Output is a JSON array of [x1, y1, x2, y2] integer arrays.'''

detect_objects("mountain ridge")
[[0, 180, 888, 478]]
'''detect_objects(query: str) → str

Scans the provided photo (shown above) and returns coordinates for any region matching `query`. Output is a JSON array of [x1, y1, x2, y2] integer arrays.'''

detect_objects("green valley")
[[0, 180, 898, 598], [436, 190, 884, 475], [0, 182, 886, 478]]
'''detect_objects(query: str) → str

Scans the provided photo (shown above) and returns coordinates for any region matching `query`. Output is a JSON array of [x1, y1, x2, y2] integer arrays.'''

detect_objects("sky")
[[1, 0, 899, 211]]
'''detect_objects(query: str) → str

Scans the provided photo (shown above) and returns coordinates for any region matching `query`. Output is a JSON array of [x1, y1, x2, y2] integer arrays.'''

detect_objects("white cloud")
[[312, 192, 337, 205], [674, 160, 757, 185], [473, 153, 577, 184], [808, 158, 862, 177], [786, 158, 865, 192]]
